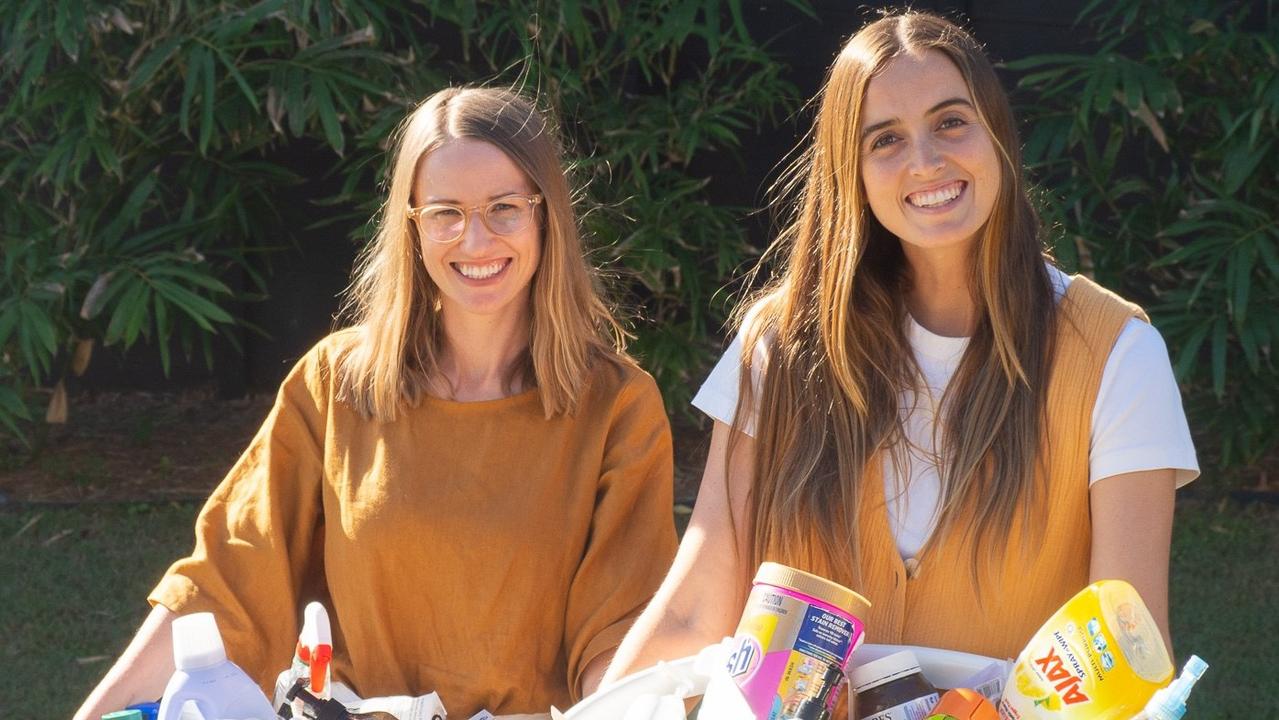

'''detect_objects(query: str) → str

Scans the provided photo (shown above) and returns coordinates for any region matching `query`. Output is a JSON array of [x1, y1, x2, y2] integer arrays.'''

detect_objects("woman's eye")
[[871, 133, 898, 150], [939, 116, 967, 130], [427, 208, 463, 220]]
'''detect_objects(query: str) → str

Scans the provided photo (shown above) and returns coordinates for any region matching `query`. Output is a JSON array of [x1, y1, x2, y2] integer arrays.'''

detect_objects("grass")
[[1, 502, 202, 716], [2, 498, 1274, 719]]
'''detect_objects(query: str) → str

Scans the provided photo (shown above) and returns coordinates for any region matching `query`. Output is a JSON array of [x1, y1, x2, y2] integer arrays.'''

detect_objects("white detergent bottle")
[[157, 612, 278, 720]]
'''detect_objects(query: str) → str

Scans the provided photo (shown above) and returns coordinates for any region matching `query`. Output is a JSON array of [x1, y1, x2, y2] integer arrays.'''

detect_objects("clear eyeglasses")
[[407, 193, 543, 244]]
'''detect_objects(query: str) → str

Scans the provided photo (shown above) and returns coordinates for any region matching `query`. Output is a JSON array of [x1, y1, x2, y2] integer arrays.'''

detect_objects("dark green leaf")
[[1211, 315, 1228, 397], [312, 78, 344, 156], [199, 46, 217, 154], [129, 36, 184, 93]]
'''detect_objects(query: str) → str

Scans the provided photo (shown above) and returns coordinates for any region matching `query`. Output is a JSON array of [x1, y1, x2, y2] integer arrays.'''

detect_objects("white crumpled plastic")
[[272, 670, 450, 719]]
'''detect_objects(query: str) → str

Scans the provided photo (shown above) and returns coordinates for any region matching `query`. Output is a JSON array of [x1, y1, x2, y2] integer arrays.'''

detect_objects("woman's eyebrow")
[[860, 97, 976, 143], [422, 190, 526, 204], [928, 97, 975, 115]]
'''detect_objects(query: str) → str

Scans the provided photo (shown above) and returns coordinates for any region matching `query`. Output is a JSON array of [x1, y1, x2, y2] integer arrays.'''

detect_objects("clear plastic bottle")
[[156, 612, 277, 720], [1128, 656, 1208, 720]]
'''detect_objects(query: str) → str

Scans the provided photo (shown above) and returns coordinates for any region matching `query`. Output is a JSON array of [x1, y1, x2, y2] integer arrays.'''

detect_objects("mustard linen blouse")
[[149, 330, 678, 716]]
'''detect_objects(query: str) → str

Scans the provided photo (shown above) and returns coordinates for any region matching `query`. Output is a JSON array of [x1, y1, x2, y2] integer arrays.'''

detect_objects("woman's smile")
[[452, 258, 512, 282], [905, 180, 967, 210]]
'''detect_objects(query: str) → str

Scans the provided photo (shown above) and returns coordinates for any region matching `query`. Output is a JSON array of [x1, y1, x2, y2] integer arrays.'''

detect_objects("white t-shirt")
[[692, 267, 1200, 560]]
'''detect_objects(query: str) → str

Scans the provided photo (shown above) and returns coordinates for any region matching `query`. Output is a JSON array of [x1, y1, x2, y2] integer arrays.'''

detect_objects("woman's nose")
[[909, 136, 944, 176], [457, 209, 494, 251]]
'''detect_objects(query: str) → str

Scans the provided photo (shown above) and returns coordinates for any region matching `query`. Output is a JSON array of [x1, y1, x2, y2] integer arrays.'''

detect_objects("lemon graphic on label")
[[1032, 693, 1063, 712], [1015, 666, 1057, 711]]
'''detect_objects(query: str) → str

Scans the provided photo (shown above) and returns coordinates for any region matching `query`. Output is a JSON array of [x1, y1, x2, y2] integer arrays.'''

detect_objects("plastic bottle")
[[998, 580, 1174, 720], [156, 612, 278, 720], [1128, 656, 1208, 720]]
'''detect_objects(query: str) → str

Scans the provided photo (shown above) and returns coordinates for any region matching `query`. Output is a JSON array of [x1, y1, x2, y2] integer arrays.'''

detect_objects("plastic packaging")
[[125, 702, 161, 720], [850, 650, 939, 720], [562, 642, 1002, 720], [703, 562, 871, 720], [1129, 655, 1208, 720], [925, 688, 998, 720], [997, 580, 1174, 720], [157, 612, 277, 720]]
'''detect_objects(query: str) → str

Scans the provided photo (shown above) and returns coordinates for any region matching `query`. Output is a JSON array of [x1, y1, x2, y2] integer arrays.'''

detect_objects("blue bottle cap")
[[125, 702, 160, 720]]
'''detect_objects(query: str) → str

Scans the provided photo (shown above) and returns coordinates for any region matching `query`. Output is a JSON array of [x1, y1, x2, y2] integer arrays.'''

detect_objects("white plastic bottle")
[[157, 612, 278, 720]]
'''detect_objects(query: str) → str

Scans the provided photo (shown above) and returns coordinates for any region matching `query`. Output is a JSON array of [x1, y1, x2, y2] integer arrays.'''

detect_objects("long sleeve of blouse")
[[149, 331, 678, 716]]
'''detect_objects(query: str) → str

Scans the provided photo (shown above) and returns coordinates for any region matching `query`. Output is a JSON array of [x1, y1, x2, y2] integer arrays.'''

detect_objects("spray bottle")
[[1128, 656, 1208, 720], [157, 612, 277, 720], [290, 602, 334, 717]]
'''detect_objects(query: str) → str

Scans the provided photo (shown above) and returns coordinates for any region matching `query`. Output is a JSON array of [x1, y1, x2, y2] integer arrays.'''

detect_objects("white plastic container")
[[562, 643, 1003, 720], [157, 612, 278, 720]]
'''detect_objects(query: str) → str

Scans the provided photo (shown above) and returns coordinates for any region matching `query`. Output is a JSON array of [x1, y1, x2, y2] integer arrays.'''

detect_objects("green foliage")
[[1010, 0, 1279, 471], [1, 0, 807, 441]]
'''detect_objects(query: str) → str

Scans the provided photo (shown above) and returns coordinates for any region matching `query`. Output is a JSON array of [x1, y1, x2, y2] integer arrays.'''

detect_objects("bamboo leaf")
[[17, 36, 54, 101], [104, 281, 146, 345], [199, 46, 217, 154], [215, 48, 261, 112], [1173, 321, 1210, 380], [1232, 243, 1254, 327], [155, 293, 171, 375], [145, 265, 233, 295], [312, 78, 344, 156], [179, 45, 206, 139], [1211, 315, 1228, 398], [129, 36, 184, 93], [153, 280, 234, 329]]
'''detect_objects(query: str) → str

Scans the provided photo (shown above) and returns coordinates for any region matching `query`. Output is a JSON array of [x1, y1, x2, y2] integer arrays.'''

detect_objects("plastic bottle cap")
[[849, 650, 924, 693], [171, 612, 228, 670], [754, 562, 872, 617], [928, 688, 998, 720]]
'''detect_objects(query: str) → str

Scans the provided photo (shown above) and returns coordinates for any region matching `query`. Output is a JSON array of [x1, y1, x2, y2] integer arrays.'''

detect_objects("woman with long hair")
[[76, 87, 677, 719], [607, 9, 1197, 687]]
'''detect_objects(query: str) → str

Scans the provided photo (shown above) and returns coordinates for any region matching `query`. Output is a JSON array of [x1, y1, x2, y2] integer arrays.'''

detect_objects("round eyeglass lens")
[[485, 200, 531, 234], [420, 208, 465, 242]]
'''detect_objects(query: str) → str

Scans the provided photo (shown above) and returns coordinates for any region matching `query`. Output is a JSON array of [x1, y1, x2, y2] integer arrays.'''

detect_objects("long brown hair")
[[337, 87, 629, 419], [737, 11, 1056, 581]]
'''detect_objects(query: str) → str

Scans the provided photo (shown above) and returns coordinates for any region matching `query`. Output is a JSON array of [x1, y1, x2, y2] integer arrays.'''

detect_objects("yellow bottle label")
[[998, 580, 1173, 720]]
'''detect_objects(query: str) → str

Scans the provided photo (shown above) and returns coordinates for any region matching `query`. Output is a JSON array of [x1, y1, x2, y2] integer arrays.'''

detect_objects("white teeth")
[[456, 260, 507, 279], [907, 182, 964, 208]]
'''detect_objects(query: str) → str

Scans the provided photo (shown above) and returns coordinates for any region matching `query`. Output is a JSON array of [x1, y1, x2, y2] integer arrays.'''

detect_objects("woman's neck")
[[902, 244, 976, 338], [435, 308, 531, 401]]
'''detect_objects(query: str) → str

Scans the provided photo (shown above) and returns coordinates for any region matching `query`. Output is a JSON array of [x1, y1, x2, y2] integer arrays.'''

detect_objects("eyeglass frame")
[[406, 193, 544, 244]]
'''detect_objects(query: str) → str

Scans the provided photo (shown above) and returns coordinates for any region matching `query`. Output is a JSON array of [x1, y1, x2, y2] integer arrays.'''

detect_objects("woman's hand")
[[73, 604, 177, 720], [603, 421, 756, 684], [1089, 468, 1177, 654]]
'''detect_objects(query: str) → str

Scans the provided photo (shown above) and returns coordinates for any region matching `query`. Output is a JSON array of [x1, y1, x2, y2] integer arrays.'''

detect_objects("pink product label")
[[730, 583, 866, 720]]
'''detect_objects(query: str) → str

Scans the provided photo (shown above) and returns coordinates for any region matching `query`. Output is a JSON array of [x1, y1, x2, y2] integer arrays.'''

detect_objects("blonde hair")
[[738, 11, 1057, 582], [337, 87, 629, 419]]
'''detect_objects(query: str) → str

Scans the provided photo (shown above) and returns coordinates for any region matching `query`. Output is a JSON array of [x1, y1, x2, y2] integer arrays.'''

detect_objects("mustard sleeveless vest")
[[819, 275, 1146, 659]]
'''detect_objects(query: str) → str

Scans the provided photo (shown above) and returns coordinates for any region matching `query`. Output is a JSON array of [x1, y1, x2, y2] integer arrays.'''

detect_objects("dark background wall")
[[80, 0, 1090, 397]]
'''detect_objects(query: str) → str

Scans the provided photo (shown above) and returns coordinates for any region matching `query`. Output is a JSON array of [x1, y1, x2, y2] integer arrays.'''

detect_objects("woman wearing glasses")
[[75, 87, 677, 719]]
